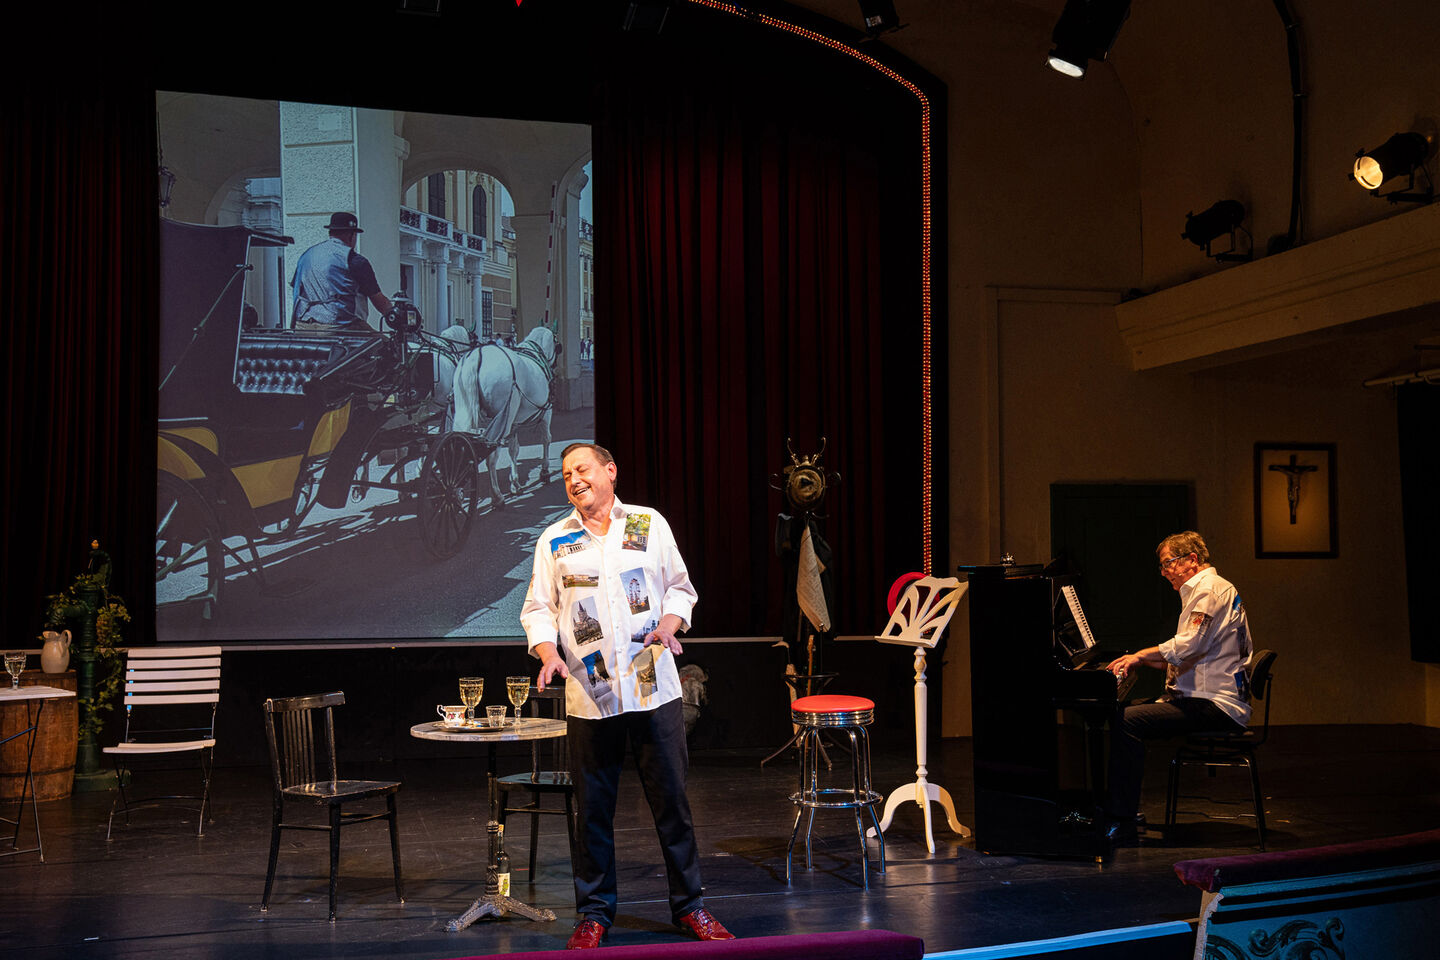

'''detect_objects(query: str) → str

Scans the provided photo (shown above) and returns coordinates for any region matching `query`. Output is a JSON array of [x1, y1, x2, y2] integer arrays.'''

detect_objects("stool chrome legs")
[[785, 721, 884, 889]]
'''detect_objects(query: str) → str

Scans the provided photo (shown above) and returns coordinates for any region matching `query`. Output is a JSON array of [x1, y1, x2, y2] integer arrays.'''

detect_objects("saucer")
[[439, 719, 468, 729]]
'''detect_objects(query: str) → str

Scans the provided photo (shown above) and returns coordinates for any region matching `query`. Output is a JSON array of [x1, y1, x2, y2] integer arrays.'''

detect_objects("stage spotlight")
[[1181, 200, 1251, 262], [1352, 132, 1433, 203], [1047, 0, 1131, 79], [858, 0, 900, 35], [622, 1, 671, 34]]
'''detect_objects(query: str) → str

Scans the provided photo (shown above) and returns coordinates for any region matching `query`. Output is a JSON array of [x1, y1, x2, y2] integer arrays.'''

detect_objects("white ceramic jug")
[[40, 628, 71, 674]]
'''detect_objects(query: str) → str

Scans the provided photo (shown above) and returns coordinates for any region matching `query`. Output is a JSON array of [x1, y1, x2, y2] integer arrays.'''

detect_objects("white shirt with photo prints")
[[1158, 566, 1253, 726], [521, 498, 697, 721]]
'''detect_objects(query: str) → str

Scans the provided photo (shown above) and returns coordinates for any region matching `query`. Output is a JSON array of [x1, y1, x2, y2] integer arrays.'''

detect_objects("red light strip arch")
[[684, 0, 936, 574]]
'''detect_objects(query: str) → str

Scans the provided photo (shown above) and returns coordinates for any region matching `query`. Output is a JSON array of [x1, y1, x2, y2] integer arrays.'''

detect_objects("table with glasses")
[[411, 715, 568, 931], [1, 685, 77, 861]]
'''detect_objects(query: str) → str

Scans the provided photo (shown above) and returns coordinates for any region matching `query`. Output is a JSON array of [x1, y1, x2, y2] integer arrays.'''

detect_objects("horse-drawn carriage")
[[155, 221, 555, 637]]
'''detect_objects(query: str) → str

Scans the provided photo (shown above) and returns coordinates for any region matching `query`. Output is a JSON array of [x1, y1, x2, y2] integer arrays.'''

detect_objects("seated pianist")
[[1104, 530, 1254, 843]]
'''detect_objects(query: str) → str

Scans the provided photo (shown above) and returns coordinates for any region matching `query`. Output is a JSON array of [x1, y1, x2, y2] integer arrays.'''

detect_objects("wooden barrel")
[[0, 668, 78, 801]]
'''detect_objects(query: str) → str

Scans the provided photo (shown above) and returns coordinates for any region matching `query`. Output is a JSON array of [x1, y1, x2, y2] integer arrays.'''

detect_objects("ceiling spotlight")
[[1181, 200, 1251, 263], [1352, 132, 1433, 203], [858, 1, 901, 36], [1047, 0, 1131, 79]]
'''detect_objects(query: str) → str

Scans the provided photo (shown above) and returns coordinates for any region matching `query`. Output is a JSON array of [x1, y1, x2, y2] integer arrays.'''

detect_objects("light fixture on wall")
[[1181, 200, 1251, 263], [1352, 132, 1433, 203], [1047, 0, 1131, 78]]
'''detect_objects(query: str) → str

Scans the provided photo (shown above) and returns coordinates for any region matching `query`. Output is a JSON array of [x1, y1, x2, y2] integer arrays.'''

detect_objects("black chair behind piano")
[[1164, 649, 1277, 849]]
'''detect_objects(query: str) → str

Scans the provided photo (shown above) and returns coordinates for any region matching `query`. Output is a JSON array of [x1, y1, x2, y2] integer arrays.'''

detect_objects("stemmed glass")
[[458, 677, 484, 725], [4, 651, 25, 689], [506, 676, 531, 726]]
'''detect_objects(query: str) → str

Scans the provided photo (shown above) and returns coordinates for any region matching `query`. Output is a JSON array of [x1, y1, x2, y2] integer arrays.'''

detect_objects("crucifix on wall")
[[1255, 442, 1338, 558], [1268, 453, 1318, 524]]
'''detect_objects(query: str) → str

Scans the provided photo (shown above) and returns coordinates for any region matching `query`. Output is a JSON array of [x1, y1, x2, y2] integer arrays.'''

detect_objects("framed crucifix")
[[1254, 442, 1338, 558]]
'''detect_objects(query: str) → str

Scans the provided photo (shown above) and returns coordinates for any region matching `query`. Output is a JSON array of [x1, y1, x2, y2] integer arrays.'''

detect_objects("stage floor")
[[7, 724, 1439, 959]]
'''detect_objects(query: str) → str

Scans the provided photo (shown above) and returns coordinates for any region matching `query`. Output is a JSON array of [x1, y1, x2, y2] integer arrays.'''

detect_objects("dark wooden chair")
[[103, 646, 222, 841], [1165, 649, 1278, 849], [496, 685, 575, 880], [261, 691, 403, 921]]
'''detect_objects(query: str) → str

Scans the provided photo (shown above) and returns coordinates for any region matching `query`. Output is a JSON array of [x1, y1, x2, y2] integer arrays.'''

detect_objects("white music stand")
[[873, 575, 972, 852]]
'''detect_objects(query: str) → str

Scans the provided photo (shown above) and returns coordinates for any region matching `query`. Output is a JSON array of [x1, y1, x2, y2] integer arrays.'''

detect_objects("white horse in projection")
[[437, 325, 559, 503]]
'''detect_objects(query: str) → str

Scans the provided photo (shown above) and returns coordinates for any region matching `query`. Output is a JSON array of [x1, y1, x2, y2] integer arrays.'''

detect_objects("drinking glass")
[[505, 676, 531, 726], [4, 651, 25, 689], [458, 677, 484, 723]]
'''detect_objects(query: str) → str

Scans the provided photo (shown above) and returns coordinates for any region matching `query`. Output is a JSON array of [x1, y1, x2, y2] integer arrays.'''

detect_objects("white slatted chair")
[[104, 646, 221, 840]]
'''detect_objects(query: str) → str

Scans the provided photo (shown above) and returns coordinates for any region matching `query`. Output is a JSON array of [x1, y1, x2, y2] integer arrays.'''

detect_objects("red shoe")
[[566, 919, 607, 949], [677, 907, 736, 941]]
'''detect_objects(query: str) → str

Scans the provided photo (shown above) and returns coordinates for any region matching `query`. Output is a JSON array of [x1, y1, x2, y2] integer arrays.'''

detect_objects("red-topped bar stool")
[[785, 694, 885, 890]]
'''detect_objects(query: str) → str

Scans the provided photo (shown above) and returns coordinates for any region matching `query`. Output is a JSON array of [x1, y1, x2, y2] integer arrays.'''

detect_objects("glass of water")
[[506, 676, 531, 726], [4, 651, 25, 689], [458, 677, 484, 724]]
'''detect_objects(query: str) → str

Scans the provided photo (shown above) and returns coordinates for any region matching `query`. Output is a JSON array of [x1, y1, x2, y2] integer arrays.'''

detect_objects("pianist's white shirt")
[[1158, 566, 1253, 726]]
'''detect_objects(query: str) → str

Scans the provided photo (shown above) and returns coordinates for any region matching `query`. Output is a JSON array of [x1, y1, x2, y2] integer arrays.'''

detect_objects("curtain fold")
[[2, 83, 157, 636], [594, 70, 921, 637]]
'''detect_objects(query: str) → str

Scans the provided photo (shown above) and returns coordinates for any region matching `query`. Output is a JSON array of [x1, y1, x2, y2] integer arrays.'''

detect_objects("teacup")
[[437, 704, 467, 725]]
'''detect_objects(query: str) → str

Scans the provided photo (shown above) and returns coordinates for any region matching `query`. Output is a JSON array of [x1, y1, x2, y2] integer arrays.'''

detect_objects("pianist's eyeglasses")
[[1158, 554, 1191, 571]]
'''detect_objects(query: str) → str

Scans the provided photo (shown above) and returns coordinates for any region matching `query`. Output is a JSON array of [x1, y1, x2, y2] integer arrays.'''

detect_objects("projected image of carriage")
[[156, 221, 558, 637]]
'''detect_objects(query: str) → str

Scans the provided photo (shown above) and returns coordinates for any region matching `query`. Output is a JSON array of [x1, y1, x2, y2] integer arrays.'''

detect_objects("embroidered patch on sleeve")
[[622, 512, 651, 551]]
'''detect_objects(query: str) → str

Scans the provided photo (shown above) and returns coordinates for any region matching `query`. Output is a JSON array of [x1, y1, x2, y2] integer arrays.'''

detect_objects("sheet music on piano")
[[1056, 583, 1137, 700], [1060, 585, 1096, 652]]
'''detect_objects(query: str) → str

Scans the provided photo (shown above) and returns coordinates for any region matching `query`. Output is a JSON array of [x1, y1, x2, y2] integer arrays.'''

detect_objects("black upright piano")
[[963, 563, 1120, 860]]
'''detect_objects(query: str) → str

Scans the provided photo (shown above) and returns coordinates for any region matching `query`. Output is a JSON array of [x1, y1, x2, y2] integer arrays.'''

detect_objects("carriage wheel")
[[156, 472, 224, 637], [419, 432, 479, 560]]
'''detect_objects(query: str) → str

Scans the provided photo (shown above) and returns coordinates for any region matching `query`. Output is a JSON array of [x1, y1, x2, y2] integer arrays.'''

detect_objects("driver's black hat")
[[326, 212, 363, 233]]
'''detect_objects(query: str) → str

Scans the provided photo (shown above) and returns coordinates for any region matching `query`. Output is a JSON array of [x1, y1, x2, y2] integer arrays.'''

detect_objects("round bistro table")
[[410, 717, 567, 931], [1, 685, 77, 861]]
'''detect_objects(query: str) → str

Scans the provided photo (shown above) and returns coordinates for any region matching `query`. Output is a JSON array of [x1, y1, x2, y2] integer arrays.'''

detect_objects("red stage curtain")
[[593, 68, 923, 637], [1, 83, 157, 636]]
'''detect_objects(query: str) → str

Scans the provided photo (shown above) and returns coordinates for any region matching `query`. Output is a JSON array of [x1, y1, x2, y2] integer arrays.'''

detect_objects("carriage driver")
[[291, 212, 393, 333], [521, 442, 735, 949]]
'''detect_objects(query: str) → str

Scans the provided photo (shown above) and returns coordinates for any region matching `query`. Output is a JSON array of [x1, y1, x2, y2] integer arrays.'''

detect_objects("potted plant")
[[44, 543, 127, 743]]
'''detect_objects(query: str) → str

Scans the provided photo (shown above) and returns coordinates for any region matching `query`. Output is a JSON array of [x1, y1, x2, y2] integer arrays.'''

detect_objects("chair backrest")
[[263, 691, 345, 790], [118, 646, 222, 744], [527, 685, 569, 780], [876, 576, 967, 648], [1247, 649, 1277, 744]]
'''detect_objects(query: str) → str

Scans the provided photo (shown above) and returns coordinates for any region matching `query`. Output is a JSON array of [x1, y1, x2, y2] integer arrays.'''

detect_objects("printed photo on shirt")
[[582, 650, 613, 686], [570, 596, 605, 649], [1188, 611, 1213, 630], [621, 567, 650, 614], [581, 651, 618, 709], [563, 574, 600, 588], [622, 512, 651, 551], [551, 529, 593, 560], [633, 643, 659, 687], [629, 618, 658, 648]]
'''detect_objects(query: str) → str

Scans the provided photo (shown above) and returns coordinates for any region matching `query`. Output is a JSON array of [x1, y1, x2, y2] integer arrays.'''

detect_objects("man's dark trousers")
[[1108, 696, 1244, 819], [567, 697, 703, 925]]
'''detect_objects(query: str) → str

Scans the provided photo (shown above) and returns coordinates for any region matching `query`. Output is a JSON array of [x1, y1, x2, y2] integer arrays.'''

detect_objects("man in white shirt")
[[1105, 531, 1253, 840], [521, 442, 733, 949]]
